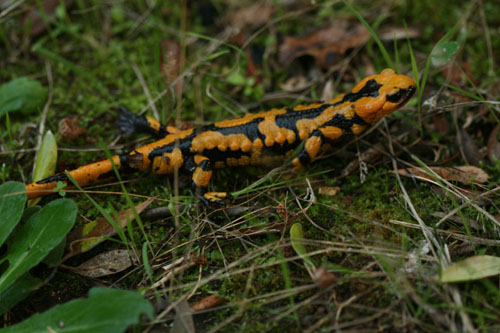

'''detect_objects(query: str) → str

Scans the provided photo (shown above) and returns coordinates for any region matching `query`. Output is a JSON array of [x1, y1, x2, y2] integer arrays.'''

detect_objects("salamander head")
[[348, 68, 416, 124]]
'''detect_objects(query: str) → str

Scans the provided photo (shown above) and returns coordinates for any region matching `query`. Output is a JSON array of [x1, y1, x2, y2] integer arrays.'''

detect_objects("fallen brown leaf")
[[278, 21, 370, 68], [396, 166, 488, 184], [67, 249, 134, 278], [312, 267, 336, 289], [64, 199, 154, 260], [225, 3, 275, 30], [278, 24, 418, 69], [432, 115, 451, 134], [58, 116, 87, 141], [191, 295, 228, 312]]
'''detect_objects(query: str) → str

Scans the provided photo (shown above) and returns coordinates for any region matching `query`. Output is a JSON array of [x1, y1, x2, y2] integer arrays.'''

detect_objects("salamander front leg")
[[191, 155, 232, 206], [290, 130, 323, 173], [117, 106, 177, 138]]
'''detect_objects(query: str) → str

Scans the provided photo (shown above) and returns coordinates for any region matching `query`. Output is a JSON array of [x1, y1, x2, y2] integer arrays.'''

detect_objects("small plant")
[[0, 182, 153, 331]]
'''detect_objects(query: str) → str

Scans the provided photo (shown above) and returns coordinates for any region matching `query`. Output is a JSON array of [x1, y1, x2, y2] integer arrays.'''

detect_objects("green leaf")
[[0, 287, 153, 333], [41, 238, 66, 266], [0, 182, 27, 247], [0, 77, 47, 118], [440, 255, 500, 283], [226, 71, 245, 85], [32, 130, 58, 182], [290, 223, 315, 269], [430, 41, 459, 67], [0, 273, 41, 315], [0, 199, 77, 293], [29, 130, 58, 206]]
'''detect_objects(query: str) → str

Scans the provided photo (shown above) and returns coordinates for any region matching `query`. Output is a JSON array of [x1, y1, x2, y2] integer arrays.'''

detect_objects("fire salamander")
[[25, 69, 416, 205]]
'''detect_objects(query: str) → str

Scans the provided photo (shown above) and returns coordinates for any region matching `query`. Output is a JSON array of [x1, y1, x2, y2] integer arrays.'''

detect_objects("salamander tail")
[[25, 155, 122, 199]]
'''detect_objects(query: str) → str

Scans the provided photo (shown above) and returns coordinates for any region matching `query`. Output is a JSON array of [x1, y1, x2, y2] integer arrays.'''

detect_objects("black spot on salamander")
[[204, 147, 249, 162], [351, 114, 368, 126], [324, 114, 353, 132], [209, 117, 265, 142], [274, 105, 331, 139], [97, 170, 116, 180], [148, 134, 194, 161], [339, 79, 382, 103]]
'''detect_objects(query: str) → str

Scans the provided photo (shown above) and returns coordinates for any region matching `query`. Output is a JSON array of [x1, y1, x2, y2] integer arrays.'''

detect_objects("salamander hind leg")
[[191, 155, 232, 206], [117, 106, 176, 138]]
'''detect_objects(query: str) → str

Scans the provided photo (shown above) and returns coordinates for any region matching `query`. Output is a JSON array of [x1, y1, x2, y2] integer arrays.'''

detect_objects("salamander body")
[[25, 69, 416, 204]]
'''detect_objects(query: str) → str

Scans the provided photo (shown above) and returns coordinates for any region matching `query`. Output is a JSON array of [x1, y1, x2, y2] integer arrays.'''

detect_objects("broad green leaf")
[[431, 41, 459, 67], [20, 206, 42, 222], [0, 77, 47, 118], [0, 273, 41, 315], [0, 182, 26, 246], [440, 255, 500, 283], [0, 199, 77, 293], [290, 223, 315, 269], [29, 130, 57, 206], [41, 238, 66, 266], [0, 287, 154, 333]]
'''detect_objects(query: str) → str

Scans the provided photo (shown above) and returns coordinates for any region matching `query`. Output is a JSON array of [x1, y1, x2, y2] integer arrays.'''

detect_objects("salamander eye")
[[386, 89, 403, 103], [386, 86, 416, 104]]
